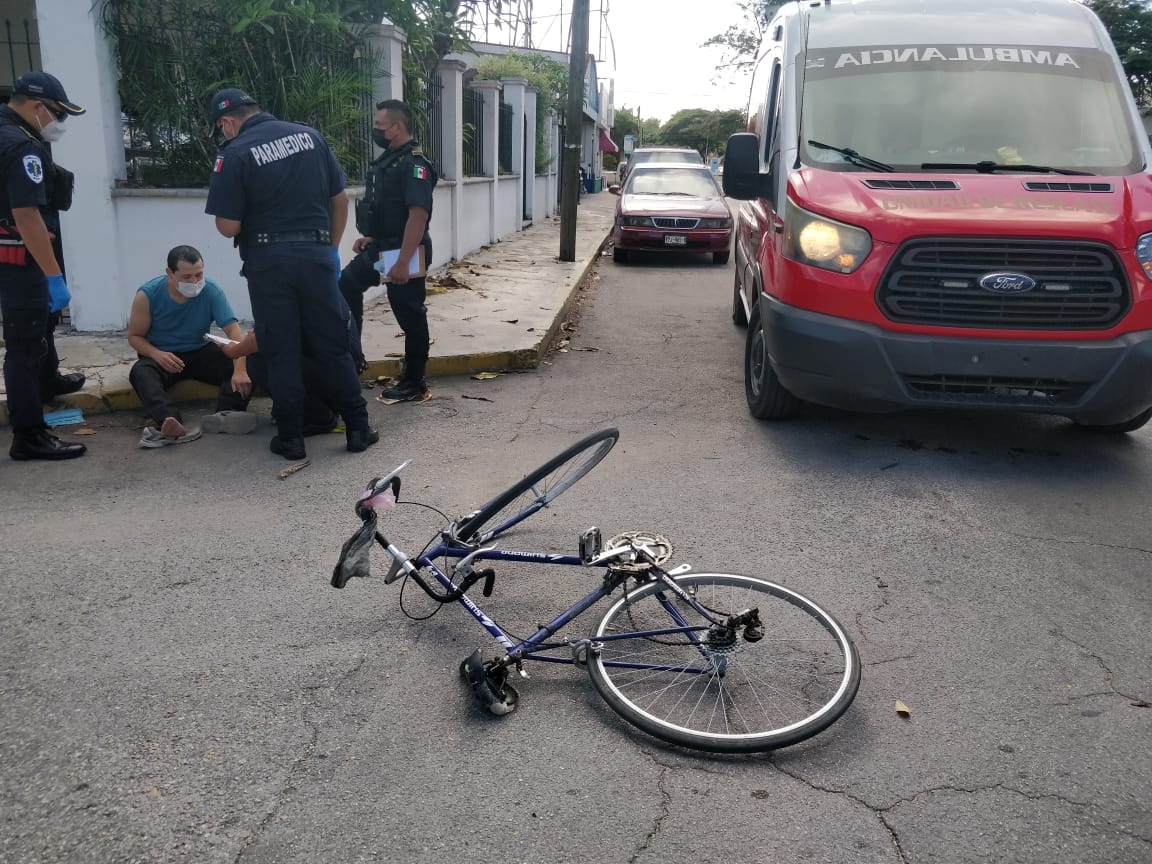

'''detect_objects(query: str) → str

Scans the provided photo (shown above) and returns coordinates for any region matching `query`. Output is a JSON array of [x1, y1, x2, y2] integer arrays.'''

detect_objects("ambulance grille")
[[877, 238, 1129, 329]]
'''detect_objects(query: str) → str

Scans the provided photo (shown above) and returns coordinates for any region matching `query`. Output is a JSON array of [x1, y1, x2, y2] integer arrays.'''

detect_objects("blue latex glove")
[[47, 274, 71, 313], [331, 247, 342, 273]]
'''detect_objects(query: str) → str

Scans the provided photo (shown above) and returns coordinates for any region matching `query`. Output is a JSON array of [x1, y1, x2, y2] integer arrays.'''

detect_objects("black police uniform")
[[205, 112, 369, 442], [0, 104, 75, 433], [339, 139, 437, 383]]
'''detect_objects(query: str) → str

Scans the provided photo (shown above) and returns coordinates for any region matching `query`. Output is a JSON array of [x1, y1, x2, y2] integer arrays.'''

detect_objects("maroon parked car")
[[609, 165, 732, 265]]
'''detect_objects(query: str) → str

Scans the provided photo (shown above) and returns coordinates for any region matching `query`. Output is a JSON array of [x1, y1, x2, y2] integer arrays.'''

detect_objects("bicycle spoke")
[[588, 574, 859, 752]]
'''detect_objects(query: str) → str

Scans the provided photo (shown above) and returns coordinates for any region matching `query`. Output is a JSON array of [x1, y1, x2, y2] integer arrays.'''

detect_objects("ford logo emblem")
[[978, 272, 1036, 294]]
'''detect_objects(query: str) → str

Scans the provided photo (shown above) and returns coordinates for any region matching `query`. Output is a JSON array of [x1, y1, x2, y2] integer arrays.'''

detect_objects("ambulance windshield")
[[799, 45, 1142, 176]]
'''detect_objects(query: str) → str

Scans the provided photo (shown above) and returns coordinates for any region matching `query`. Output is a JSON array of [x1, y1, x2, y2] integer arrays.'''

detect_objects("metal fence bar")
[[462, 88, 485, 177], [3, 18, 38, 85], [498, 98, 513, 173]]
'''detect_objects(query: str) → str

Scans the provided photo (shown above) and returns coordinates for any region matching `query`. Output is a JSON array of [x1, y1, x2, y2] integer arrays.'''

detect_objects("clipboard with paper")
[[374, 246, 427, 281]]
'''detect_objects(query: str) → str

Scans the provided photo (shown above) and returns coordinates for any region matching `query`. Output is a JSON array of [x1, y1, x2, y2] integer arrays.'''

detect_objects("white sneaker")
[[201, 410, 260, 434], [139, 425, 202, 449]]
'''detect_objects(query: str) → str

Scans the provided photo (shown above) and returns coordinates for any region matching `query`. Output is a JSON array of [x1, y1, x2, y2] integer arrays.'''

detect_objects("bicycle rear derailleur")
[[459, 649, 520, 716]]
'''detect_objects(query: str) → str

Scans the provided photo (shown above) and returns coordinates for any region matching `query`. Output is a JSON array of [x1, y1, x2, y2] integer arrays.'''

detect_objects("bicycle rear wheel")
[[587, 573, 860, 754], [454, 428, 619, 544]]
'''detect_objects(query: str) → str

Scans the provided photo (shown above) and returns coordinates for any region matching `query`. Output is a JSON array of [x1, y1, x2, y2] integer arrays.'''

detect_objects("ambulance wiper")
[[920, 160, 1095, 176], [807, 140, 894, 173]]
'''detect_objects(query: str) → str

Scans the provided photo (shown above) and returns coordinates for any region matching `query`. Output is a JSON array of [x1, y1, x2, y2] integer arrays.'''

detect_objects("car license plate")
[[664, 235, 687, 246]]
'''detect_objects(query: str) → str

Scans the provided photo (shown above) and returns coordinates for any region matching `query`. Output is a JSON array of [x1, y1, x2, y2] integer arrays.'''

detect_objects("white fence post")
[[364, 22, 406, 109], [436, 59, 466, 260], [500, 77, 527, 227], [472, 79, 501, 243]]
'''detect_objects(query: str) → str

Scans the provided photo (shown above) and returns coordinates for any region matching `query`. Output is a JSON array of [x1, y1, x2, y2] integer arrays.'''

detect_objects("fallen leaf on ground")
[[279, 460, 310, 480], [895, 699, 911, 718], [376, 390, 432, 405], [560, 321, 576, 332], [573, 346, 600, 352], [73, 428, 97, 435], [502, 319, 519, 324], [472, 372, 501, 380], [461, 394, 493, 402], [385, 352, 405, 358]]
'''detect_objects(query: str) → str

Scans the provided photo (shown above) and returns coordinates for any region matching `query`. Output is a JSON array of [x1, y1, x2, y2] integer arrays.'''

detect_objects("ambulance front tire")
[[1074, 406, 1152, 434], [745, 302, 803, 421]]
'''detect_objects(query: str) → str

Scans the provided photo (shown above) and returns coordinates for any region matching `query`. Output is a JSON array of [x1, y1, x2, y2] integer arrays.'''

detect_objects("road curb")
[[1, 232, 610, 427]]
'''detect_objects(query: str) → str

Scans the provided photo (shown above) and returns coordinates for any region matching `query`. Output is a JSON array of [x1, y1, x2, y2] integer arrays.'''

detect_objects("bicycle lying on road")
[[331, 428, 860, 754]]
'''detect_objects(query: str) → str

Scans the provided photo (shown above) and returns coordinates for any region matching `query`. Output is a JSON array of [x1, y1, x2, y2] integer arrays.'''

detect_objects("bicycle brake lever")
[[455, 545, 497, 576]]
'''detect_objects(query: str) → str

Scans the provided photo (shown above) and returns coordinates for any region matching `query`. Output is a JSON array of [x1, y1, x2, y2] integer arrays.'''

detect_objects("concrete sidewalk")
[[0, 192, 616, 426]]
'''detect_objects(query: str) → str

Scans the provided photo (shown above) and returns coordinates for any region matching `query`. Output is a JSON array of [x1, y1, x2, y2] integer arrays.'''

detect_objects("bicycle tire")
[[587, 573, 860, 754], [454, 428, 619, 544]]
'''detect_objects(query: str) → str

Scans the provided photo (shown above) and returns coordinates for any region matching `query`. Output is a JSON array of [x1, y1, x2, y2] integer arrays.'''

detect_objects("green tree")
[[656, 108, 747, 157], [702, 1, 786, 80], [1086, 0, 1152, 105]]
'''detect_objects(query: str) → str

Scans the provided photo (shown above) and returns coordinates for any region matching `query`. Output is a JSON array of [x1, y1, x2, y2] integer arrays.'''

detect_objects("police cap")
[[209, 88, 258, 125], [13, 71, 86, 115]]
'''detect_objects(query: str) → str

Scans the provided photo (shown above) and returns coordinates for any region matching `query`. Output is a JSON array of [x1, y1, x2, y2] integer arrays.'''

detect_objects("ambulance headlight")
[[1136, 232, 1152, 280], [784, 199, 872, 274]]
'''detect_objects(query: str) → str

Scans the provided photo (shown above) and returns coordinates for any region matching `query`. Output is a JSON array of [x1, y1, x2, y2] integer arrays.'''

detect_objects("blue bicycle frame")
[[391, 536, 721, 673]]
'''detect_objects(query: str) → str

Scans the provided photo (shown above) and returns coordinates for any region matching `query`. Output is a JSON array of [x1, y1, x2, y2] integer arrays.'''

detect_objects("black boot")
[[346, 427, 379, 453], [10, 427, 87, 461], [269, 436, 307, 461], [48, 372, 86, 397]]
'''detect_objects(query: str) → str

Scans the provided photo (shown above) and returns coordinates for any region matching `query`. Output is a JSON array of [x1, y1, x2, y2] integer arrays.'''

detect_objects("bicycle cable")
[[396, 501, 455, 621]]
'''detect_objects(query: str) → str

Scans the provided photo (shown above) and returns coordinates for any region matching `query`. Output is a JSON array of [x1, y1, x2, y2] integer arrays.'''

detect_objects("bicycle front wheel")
[[587, 573, 860, 754], [454, 428, 619, 544]]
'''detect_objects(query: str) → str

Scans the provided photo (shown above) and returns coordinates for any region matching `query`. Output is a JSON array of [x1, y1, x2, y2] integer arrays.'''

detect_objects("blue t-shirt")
[[138, 276, 237, 353]]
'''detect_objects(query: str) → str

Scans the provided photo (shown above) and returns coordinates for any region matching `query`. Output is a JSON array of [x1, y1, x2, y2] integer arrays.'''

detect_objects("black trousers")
[[245, 352, 337, 428], [244, 244, 368, 440], [129, 343, 247, 426], [339, 241, 430, 382], [0, 263, 54, 433]]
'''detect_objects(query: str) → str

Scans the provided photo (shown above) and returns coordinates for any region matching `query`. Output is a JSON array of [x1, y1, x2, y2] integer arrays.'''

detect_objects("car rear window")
[[626, 168, 720, 197]]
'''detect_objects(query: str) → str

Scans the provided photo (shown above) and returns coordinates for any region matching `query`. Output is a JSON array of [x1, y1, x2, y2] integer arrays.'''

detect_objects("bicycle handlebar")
[[356, 459, 412, 517]]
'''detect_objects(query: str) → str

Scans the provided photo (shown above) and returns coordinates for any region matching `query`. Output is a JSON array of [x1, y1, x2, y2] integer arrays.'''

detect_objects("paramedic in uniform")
[[204, 88, 377, 461], [339, 99, 436, 402], [0, 71, 87, 461]]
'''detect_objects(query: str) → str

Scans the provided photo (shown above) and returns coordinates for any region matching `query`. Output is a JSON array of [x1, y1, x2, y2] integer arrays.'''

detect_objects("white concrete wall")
[[496, 176, 518, 237], [533, 174, 552, 222], [460, 179, 492, 253], [428, 182, 453, 267]]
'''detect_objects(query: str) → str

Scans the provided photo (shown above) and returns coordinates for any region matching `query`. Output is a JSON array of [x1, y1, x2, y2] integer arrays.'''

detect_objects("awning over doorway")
[[599, 130, 618, 153]]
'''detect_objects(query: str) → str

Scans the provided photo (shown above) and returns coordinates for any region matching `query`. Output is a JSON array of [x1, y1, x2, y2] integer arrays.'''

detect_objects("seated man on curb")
[[127, 245, 254, 447]]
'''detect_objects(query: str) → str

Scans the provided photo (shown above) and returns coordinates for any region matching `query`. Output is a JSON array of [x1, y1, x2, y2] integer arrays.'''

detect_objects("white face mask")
[[35, 105, 66, 142], [177, 279, 205, 298], [39, 119, 66, 142]]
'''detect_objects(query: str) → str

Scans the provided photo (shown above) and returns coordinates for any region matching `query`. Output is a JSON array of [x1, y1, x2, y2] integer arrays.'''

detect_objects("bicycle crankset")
[[605, 531, 673, 572]]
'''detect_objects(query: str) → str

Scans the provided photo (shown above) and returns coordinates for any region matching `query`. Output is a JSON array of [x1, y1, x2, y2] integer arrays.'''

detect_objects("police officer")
[[340, 99, 437, 402], [205, 88, 377, 460], [0, 71, 87, 460]]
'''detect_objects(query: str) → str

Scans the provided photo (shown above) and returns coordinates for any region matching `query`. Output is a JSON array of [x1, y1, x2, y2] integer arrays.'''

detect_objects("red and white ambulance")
[[723, 0, 1152, 432]]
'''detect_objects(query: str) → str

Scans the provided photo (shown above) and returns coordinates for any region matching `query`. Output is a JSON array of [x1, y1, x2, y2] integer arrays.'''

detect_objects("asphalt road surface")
[[2, 246, 1150, 864]]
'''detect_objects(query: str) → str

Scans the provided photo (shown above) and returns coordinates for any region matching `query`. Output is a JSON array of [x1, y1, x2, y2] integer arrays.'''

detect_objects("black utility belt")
[[252, 229, 331, 246]]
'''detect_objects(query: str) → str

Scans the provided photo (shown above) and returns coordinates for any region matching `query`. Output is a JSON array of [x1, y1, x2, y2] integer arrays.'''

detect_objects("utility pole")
[[559, 0, 590, 261]]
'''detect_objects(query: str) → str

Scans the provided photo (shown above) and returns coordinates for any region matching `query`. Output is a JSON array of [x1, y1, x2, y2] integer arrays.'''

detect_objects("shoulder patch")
[[413, 165, 429, 180], [213, 155, 224, 173], [22, 154, 43, 184]]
